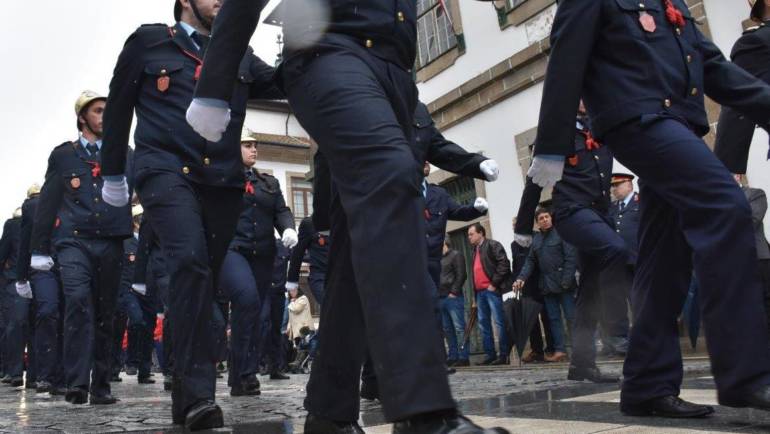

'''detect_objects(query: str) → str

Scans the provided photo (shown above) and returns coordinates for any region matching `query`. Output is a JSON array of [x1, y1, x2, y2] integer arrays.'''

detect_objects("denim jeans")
[[543, 291, 576, 353], [476, 290, 510, 360], [440, 296, 468, 361]]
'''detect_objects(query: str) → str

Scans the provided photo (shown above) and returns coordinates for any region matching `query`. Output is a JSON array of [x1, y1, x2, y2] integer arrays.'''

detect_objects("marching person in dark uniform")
[[0, 207, 29, 388], [602, 173, 639, 356], [30, 91, 133, 406], [261, 238, 291, 380], [286, 217, 329, 307], [100, 0, 282, 428], [515, 107, 628, 381], [529, 0, 770, 417], [218, 129, 297, 397], [186, 0, 508, 432], [715, 0, 770, 174], [112, 205, 157, 385], [16, 184, 64, 394], [133, 217, 172, 390]]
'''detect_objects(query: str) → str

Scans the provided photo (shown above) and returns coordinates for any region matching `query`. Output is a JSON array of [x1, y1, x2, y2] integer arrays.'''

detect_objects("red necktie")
[[663, 0, 686, 28]]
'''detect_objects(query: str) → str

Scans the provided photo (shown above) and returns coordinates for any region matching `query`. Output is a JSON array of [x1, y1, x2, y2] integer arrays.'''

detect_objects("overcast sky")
[[0, 0, 282, 220]]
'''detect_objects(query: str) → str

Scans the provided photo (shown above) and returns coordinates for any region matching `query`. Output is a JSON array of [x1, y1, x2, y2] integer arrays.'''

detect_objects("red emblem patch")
[[157, 76, 170, 93], [639, 12, 656, 33]]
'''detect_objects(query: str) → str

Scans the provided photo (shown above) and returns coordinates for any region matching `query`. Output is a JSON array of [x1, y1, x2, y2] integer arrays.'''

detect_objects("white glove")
[[480, 159, 499, 182], [474, 197, 489, 213], [102, 177, 130, 207], [30, 255, 54, 271], [502, 291, 516, 302], [513, 233, 533, 248], [131, 283, 147, 296], [282, 229, 299, 249], [286, 282, 299, 291], [186, 98, 231, 142], [15, 281, 33, 299], [528, 156, 565, 189]]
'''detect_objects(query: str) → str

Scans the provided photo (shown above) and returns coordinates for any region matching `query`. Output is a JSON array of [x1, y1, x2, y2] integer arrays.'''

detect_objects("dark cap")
[[750, 0, 765, 21], [611, 173, 635, 185], [174, 0, 182, 21]]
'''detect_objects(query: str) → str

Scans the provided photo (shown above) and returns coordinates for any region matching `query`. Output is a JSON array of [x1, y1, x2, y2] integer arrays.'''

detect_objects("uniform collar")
[[621, 192, 635, 209], [78, 135, 102, 153]]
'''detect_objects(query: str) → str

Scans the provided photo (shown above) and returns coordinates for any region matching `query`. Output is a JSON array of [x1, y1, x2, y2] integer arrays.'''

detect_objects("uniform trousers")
[[31, 270, 63, 387], [219, 250, 272, 386], [554, 207, 630, 368], [3, 281, 32, 380], [261, 283, 288, 372], [283, 43, 454, 422], [137, 171, 242, 418], [57, 238, 122, 397], [604, 117, 770, 406]]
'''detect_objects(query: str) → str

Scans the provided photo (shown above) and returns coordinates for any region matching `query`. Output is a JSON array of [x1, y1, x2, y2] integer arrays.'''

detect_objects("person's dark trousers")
[[137, 172, 242, 419], [599, 260, 632, 349], [308, 271, 326, 308], [4, 281, 31, 380], [555, 208, 629, 369], [31, 270, 64, 387], [261, 283, 287, 372], [284, 45, 454, 422], [124, 290, 158, 378], [152, 272, 174, 378], [219, 250, 272, 386], [57, 238, 122, 397], [25, 316, 36, 385], [111, 298, 128, 376], [604, 118, 770, 406], [524, 286, 553, 355], [758, 259, 770, 338]]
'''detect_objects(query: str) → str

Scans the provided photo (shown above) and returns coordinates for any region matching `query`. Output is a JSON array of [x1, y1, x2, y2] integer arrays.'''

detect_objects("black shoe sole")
[[230, 389, 261, 397], [186, 406, 224, 431], [65, 394, 88, 405], [567, 372, 618, 383], [621, 405, 714, 418], [90, 398, 119, 405]]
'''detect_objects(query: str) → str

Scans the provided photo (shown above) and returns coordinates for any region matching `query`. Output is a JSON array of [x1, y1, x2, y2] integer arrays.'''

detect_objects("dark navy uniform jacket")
[[17, 196, 54, 281], [272, 239, 291, 289], [516, 121, 613, 234], [102, 22, 282, 189], [424, 184, 485, 261], [0, 216, 22, 281], [609, 192, 641, 265], [535, 0, 770, 157], [120, 236, 139, 295], [715, 22, 770, 174], [230, 169, 295, 258], [31, 142, 133, 255], [287, 217, 329, 283], [134, 218, 162, 286], [195, 0, 416, 104]]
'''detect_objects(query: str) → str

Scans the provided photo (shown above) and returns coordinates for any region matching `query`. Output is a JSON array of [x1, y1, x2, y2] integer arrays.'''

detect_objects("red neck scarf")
[[663, 0, 686, 29]]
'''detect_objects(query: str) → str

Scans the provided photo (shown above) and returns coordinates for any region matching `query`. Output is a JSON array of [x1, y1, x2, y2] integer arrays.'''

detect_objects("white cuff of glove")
[[30, 255, 54, 271], [480, 159, 499, 182], [131, 283, 147, 296], [474, 197, 489, 213], [502, 291, 516, 302], [186, 98, 231, 142], [286, 282, 299, 291], [282, 229, 299, 249], [513, 233, 533, 248], [527, 156, 565, 189], [15, 281, 33, 299], [102, 177, 130, 208]]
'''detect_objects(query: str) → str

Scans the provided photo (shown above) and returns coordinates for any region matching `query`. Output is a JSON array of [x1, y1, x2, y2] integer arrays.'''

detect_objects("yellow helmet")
[[241, 128, 258, 143], [75, 90, 106, 116], [13, 208, 21, 219], [27, 183, 41, 198], [132, 204, 144, 218]]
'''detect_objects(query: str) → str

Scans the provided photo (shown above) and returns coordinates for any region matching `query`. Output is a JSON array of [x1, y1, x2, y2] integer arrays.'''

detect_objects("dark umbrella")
[[682, 276, 700, 350], [460, 306, 478, 353], [503, 294, 543, 364]]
